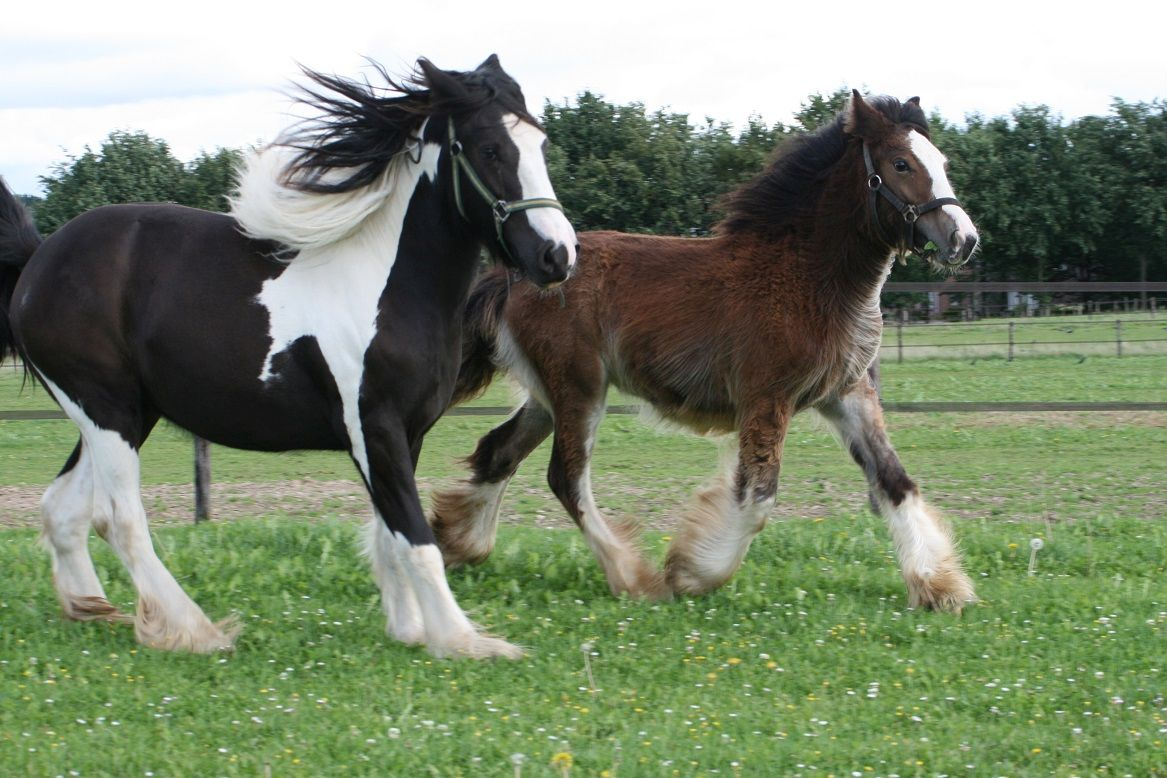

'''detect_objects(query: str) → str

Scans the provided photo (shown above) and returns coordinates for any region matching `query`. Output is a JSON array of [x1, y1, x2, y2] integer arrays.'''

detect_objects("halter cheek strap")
[[863, 143, 961, 261], [448, 119, 565, 262]]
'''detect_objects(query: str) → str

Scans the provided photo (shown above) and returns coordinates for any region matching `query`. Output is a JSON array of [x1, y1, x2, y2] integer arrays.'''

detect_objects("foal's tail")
[[449, 267, 511, 409], [0, 177, 41, 363]]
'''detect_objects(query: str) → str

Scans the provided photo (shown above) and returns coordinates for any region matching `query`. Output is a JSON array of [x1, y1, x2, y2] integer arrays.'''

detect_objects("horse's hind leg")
[[430, 399, 552, 567], [665, 397, 790, 595], [817, 378, 975, 613], [546, 396, 667, 599], [43, 378, 237, 652], [40, 440, 131, 623]]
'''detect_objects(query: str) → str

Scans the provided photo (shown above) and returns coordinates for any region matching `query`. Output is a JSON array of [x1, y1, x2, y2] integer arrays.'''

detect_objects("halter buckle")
[[492, 201, 511, 222], [867, 174, 882, 191], [903, 205, 919, 224]]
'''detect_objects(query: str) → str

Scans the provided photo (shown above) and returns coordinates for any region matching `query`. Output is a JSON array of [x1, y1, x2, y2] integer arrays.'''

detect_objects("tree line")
[[18, 90, 1167, 282]]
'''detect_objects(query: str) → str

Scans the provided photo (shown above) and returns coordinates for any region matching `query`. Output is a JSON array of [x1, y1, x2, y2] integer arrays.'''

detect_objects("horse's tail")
[[448, 268, 511, 409], [0, 177, 41, 364]]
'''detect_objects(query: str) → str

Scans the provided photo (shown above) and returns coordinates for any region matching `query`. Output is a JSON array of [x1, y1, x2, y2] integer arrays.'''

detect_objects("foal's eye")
[[481, 146, 499, 161], [893, 159, 911, 173]]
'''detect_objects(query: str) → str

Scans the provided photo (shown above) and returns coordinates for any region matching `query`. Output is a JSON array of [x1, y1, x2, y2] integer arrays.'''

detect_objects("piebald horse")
[[433, 91, 978, 612], [0, 55, 577, 659]]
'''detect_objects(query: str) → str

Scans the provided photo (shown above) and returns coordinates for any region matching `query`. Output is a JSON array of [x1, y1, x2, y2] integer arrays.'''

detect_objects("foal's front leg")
[[665, 398, 791, 595], [360, 420, 522, 659], [816, 378, 975, 612]]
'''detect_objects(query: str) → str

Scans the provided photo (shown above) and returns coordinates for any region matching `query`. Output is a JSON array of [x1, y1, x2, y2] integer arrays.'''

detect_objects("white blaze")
[[907, 130, 977, 236], [504, 114, 578, 268]]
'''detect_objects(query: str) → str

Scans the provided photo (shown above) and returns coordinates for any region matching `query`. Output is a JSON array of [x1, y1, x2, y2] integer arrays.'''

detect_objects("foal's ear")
[[477, 53, 503, 73], [907, 96, 921, 107], [844, 88, 890, 140], [417, 58, 466, 100]]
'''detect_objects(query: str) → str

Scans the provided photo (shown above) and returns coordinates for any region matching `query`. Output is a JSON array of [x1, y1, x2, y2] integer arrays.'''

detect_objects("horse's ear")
[[844, 88, 890, 140], [477, 54, 503, 72], [907, 96, 921, 107], [417, 58, 466, 100]]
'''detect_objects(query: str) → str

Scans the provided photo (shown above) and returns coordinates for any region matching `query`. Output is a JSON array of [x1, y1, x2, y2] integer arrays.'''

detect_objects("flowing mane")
[[716, 96, 930, 238], [230, 58, 538, 252]]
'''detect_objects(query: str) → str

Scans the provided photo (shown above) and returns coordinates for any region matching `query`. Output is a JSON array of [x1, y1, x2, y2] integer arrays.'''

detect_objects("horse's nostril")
[[962, 233, 979, 261]]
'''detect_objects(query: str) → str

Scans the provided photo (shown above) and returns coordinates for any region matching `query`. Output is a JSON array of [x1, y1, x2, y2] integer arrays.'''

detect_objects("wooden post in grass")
[[896, 311, 905, 364], [194, 437, 211, 523], [1008, 321, 1015, 362], [1115, 319, 1123, 358]]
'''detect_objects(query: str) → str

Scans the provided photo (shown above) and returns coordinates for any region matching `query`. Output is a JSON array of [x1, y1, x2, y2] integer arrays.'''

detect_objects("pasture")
[[2, 354, 1165, 775]]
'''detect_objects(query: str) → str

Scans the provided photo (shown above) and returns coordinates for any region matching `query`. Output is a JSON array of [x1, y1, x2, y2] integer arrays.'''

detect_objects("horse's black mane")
[[281, 59, 536, 194], [716, 96, 929, 238]]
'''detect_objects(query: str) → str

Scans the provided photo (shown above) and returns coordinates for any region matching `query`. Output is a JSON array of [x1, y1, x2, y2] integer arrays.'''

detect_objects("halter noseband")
[[448, 119, 565, 262], [862, 142, 961, 261]]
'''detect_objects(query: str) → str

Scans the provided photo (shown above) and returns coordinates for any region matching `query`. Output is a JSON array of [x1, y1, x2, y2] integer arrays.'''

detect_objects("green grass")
[[882, 313, 1167, 360], [0, 517, 1164, 775], [1, 353, 1164, 774]]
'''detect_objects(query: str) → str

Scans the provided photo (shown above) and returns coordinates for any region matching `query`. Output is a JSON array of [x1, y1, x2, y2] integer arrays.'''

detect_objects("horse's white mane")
[[228, 142, 409, 253]]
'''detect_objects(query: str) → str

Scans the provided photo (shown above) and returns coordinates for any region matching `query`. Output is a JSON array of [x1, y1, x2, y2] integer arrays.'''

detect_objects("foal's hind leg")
[[817, 378, 975, 613], [430, 400, 553, 567], [546, 396, 668, 599], [665, 398, 791, 595], [40, 441, 131, 623]]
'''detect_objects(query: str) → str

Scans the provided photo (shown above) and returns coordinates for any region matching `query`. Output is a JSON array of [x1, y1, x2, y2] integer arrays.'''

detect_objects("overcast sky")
[[2, 0, 1163, 196]]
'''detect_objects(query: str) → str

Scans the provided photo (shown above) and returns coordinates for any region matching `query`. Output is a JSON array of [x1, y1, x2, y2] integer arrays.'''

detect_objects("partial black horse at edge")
[[0, 55, 577, 660]]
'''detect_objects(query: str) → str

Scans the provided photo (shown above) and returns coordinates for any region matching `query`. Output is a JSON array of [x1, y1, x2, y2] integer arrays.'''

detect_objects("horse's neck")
[[809, 173, 895, 312]]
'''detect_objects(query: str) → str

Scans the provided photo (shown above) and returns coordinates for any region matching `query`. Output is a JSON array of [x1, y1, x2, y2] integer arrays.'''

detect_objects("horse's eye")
[[893, 159, 910, 173], [481, 146, 499, 161]]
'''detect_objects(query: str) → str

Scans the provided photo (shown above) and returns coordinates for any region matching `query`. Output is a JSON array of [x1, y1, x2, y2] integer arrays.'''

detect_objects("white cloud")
[[1, 0, 1164, 195]]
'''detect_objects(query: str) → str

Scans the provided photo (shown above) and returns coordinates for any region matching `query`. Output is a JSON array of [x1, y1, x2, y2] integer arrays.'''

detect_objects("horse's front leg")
[[546, 394, 668, 599], [359, 417, 522, 659], [817, 377, 975, 612], [665, 398, 791, 595]]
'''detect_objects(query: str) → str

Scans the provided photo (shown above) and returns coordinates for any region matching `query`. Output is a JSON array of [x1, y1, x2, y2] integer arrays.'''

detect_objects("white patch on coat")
[[253, 142, 441, 480], [504, 115, 577, 268], [38, 375, 231, 651], [878, 491, 956, 582]]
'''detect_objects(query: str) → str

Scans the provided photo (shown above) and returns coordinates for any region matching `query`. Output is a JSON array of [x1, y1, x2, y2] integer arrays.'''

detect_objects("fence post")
[[1115, 319, 1123, 358], [897, 314, 904, 364], [194, 437, 211, 523], [1008, 321, 1015, 362]]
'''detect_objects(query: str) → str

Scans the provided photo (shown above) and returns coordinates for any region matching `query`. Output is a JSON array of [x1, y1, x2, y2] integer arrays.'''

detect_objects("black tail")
[[0, 177, 41, 364], [449, 267, 512, 409]]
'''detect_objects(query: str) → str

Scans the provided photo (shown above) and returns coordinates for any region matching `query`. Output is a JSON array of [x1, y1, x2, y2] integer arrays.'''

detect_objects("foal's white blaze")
[[504, 114, 578, 269], [907, 130, 977, 237], [255, 142, 442, 481]]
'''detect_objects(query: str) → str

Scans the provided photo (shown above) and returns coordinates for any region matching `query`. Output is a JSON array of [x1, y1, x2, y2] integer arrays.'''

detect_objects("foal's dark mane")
[[282, 59, 538, 194], [716, 96, 929, 238]]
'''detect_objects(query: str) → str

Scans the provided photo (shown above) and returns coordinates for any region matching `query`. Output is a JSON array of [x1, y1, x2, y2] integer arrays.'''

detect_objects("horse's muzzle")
[[525, 239, 574, 288]]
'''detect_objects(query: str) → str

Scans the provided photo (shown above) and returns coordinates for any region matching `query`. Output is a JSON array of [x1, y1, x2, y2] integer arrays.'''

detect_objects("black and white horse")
[[0, 55, 577, 659]]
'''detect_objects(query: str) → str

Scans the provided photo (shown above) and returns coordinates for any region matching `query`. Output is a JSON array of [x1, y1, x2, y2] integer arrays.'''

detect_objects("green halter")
[[448, 119, 565, 261]]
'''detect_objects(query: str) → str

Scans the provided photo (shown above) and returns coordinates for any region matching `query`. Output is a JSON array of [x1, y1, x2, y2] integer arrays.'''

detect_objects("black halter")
[[863, 142, 961, 261]]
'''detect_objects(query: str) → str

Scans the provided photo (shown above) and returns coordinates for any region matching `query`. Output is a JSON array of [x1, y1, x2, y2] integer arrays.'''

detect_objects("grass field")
[[1, 354, 1165, 775]]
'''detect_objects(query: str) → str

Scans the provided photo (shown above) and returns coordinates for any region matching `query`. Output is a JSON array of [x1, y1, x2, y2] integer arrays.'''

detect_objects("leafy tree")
[[180, 148, 243, 213], [35, 131, 241, 234]]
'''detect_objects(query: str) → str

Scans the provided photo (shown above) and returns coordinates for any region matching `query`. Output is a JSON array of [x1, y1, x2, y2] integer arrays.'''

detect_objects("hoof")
[[61, 595, 134, 624], [426, 631, 525, 660], [135, 600, 241, 653], [906, 568, 977, 614]]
